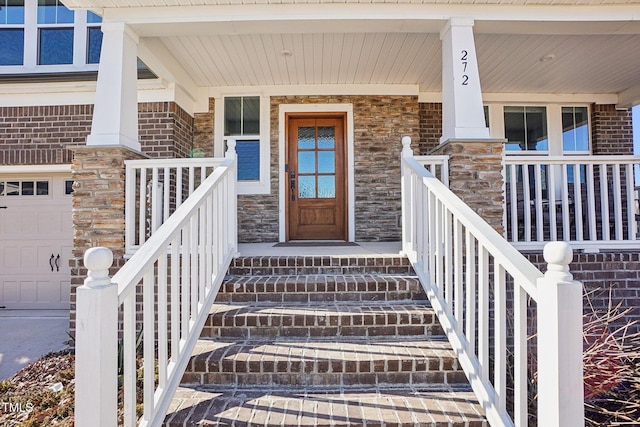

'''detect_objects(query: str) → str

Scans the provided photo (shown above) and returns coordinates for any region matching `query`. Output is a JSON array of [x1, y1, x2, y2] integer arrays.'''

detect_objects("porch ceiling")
[[144, 28, 640, 103]]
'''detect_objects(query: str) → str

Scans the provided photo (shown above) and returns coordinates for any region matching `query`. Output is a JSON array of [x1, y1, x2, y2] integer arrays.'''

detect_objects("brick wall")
[[231, 95, 420, 243], [591, 104, 634, 155], [418, 102, 442, 154], [0, 105, 93, 165], [138, 102, 194, 158], [525, 251, 640, 335], [0, 102, 194, 166]]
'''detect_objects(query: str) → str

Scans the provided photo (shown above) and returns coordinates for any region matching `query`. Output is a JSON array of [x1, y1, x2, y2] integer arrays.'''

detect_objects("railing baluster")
[[587, 163, 597, 240], [509, 164, 518, 242], [123, 293, 136, 427], [444, 208, 453, 317], [478, 245, 489, 380], [561, 164, 571, 241], [170, 236, 180, 361], [143, 269, 156, 421], [612, 163, 623, 239], [574, 164, 584, 242], [534, 164, 544, 242], [190, 214, 198, 319], [513, 284, 528, 427], [152, 167, 160, 233], [139, 167, 147, 246], [625, 164, 637, 240], [522, 164, 531, 242], [176, 166, 183, 208], [600, 164, 610, 241], [548, 164, 558, 241], [454, 219, 463, 336], [125, 164, 136, 251], [465, 230, 476, 356], [163, 166, 171, 222], [494, 262, 507, 413], [158, 252, 169, 390], [181, 224, 190, 338]]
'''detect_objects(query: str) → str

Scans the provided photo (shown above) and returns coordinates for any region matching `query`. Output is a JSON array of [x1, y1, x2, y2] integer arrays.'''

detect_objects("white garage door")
[[0, 174, 72, 310]]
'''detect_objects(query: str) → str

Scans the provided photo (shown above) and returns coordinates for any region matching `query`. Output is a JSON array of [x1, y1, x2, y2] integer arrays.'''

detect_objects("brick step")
[[202, 302, 444, 339], [229, 255, 414, 276], [216, 274, 427, 304], [181, 337, 467, 388], [165, 386, 487, 427]]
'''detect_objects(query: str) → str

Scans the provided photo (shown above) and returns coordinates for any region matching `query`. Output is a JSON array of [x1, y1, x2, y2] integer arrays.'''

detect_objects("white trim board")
[[0, 164, 72, 175]]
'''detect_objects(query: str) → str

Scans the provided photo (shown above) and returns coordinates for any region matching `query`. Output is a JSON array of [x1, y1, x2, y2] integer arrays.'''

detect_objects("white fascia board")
[[209, 84, 419, 99], [100, 4, 640, 31], [0, 164, 72, 175], [617, 84, 640, 109], [0, 79, 181, 108], [481, 93, 619, 105], [419, 92, 618, 105]]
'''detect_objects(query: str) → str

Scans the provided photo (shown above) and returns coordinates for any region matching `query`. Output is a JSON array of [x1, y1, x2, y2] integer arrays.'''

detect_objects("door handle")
[[55, 254, 60, 272], [50, 254, 55, 272], [0, 206, 7, 209], [290, 171, 296, 201]]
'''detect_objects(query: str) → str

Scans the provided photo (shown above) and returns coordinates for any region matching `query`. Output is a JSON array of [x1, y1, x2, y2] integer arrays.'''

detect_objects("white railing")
[[75, 142, 238, 427], [504, 155, 640, 251], [401, 137, 584, 427], [415, 154, 450, 186], [125, 157, 226, 255]]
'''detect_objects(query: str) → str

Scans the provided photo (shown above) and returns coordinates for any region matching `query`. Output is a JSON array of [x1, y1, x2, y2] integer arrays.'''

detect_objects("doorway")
[[286, 113, 347, 240]]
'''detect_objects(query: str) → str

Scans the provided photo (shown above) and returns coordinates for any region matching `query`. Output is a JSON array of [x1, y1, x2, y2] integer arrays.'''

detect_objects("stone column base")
[[68, 145, 147, 335], [430, 139, 506, 234]]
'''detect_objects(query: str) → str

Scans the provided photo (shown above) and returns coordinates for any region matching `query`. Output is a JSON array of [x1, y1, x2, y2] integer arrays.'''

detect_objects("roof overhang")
[[59, 1, 640, 111]]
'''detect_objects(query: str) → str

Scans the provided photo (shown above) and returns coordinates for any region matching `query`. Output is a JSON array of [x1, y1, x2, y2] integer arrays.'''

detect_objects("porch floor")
[[237, 242, 402, 257]]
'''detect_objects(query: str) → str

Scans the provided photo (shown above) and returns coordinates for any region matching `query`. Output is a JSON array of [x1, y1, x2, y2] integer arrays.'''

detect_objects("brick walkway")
[[163, 255, 488, 426]]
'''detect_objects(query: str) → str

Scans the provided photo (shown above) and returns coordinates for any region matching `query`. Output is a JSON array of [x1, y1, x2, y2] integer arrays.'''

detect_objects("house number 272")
[[461, 50, 469, 86]]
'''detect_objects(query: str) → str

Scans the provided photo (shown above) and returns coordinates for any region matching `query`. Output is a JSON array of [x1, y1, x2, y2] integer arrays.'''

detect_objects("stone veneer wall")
[[229, 95, 420, 243]]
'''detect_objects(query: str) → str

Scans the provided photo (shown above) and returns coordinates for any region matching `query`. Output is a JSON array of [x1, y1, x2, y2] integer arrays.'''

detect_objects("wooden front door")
[[287, 114, 347, 240]]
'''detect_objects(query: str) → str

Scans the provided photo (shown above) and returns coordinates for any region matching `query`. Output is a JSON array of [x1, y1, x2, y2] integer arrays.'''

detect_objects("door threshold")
[[273, 241, 359, 247]]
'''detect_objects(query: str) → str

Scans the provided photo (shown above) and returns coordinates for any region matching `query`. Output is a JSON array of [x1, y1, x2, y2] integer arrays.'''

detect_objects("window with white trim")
[[219, 95, 270, 194], [0, 0, 101, 70], [491, 104, 591, 155]]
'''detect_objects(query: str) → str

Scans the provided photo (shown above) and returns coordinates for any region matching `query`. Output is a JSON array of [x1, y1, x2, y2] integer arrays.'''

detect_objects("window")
[[224, 96, 261, 182], [496, 104, 590, 155], [0, 0, 24, 65], [562, 106, 589, 153], [504, 106, 548, 152], [0, 0, 104, 71], [0, 180, 49, 196], [86, 11, 102, 64], [37, 0, 73, 65]]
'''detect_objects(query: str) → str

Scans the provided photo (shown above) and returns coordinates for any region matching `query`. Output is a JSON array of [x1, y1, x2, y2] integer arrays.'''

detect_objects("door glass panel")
[[298, 176, 315, 199], [318, 151, 335, 174], [318, 126, 335, 149], [298, 127, 315, 149], [318, 176, 335, 198], [298, 152, 316, 174]]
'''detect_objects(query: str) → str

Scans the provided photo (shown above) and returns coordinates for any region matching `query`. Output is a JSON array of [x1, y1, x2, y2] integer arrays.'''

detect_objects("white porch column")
[[87, 22, 140, 152], [440, 18, 490, 143]]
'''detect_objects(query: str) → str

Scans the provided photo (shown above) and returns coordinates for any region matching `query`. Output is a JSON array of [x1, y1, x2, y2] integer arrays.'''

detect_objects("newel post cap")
[[543, 241, 573, 282], [401, 136, 413, 157], [83, 247, 114, 288], [226, 138, 237, 158]]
